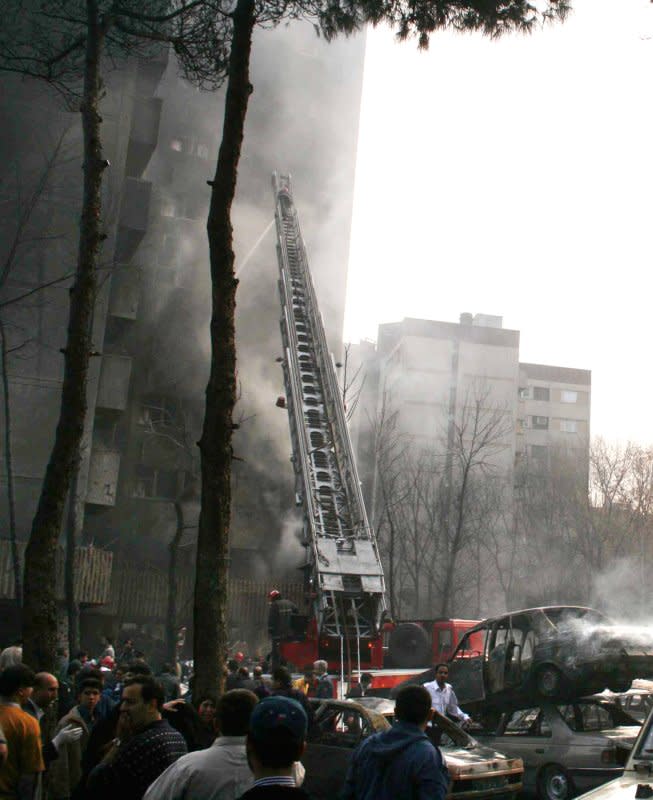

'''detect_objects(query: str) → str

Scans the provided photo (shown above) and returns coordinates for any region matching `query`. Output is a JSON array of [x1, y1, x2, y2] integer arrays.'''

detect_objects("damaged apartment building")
[[0, 26, 366, 653]]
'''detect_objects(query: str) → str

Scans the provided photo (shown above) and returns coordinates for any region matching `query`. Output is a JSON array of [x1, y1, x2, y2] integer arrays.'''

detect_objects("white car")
[[576, 703, 653, 800]]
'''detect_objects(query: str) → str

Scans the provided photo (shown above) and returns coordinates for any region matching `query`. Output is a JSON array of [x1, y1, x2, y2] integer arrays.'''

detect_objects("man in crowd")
[[269, 669, 312, 725], [0, 643, 22, 671], [313, 661, 333, 699], [144, 689, 258, 800], [226, 660, 243, 691], [238, 696, 310, 799], [157, 665, 181, 704], [86, 676, 187, 800], [0, 664, 45, 800], [423, 663, 470, 726], [252, 667, 269, 700], [24, 672, 82, 768], [346, 673, 372, 699], [342, 685, 449, 800], [49, 677, 103, 800], [292, 666, 315, 697]]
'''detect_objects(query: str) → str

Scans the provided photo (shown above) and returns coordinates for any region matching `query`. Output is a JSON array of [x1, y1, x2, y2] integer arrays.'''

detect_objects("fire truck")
[[271, 174, 479, 678]]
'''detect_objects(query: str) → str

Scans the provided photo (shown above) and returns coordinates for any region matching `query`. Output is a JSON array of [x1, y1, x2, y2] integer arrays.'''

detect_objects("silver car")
[[473, 698, 640, 800]]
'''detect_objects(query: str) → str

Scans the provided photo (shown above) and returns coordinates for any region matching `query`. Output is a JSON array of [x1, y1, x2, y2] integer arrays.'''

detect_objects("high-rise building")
[[0, 24, 366, 650]]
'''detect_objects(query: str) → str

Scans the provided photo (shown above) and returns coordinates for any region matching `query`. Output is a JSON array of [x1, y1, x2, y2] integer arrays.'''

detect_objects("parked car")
[[613, 681, 653, 723], [393, 606, 653, 709], [471, 697, 641, 800], [573, 701, 653, 800], [302, 698, 523, 800]]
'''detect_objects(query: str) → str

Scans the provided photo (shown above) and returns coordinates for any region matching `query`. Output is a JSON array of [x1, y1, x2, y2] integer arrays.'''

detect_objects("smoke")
[[590, 556, 652, 624]]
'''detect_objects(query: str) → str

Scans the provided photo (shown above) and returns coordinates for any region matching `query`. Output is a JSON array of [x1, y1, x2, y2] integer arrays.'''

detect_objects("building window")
[[531, 415, 549, 430], [530, 444, 548, 460], [561, 390, 578, 403], [518, 387, 530, 400], [170, 139, 183, 152], [196, 143, 210, 159], [533, 386, 550, 401], [133, 465, 179, 500], [560, 419, 578, 433], [139, 396, 179, 428]]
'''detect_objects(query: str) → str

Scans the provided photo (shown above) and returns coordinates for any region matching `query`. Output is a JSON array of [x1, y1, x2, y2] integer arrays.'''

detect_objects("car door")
[[490, 707, 557, 793], [303, 705, 374, 800], [448, 626, 488, 704], [487, 620, 511, 694]]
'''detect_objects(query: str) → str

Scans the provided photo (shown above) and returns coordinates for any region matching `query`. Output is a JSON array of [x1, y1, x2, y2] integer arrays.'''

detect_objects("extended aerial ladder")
[[272, 173, 386, 671]]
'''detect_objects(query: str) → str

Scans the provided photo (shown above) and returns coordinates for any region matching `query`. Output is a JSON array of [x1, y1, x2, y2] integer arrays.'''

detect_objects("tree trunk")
[[22, 0, 107, 671], [64, 452, 82, 657], [193, 0, 256, 702], [439, 464, 470, 618], [0, 319, 21, 607], [167, 501, 184, 664]]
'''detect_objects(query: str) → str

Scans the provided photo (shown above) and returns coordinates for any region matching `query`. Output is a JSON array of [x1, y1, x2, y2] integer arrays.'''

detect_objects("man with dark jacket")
[[86, 677, 187, 800], [341, 685, 449, 800]]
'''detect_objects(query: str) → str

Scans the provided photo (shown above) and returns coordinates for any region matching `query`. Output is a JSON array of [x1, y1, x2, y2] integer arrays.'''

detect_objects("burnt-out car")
[[301, 698, 523, 800], [393, 607, 653, 711]]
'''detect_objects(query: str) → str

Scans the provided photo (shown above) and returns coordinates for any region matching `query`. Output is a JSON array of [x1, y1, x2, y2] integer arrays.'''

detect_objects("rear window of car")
[[504, 708, 550, 737], [557, 703, 622, 732]]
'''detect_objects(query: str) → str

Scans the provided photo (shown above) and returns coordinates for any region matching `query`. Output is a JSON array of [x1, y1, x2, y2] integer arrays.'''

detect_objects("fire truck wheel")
[[388, 623, 430, 668]]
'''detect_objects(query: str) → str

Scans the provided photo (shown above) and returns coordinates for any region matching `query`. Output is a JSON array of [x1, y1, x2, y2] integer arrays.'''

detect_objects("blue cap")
[[249, 696, 308, 741]]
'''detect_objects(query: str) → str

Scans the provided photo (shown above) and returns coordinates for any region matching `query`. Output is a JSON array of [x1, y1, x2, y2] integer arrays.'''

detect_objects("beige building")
[[517, 363, 591, 473]]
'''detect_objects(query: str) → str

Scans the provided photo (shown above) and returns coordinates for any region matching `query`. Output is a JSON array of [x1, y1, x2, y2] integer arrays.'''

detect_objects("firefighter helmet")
[[268, 589, 281, 601]]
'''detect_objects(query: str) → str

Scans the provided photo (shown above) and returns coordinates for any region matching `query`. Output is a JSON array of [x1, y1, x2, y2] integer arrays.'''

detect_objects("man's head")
[[246, 696, 307, 777], [435, 663, 449, 688], [302, 664, 314, 681], [253, 666, 264, 680], [227, 659, 239, 673], [360, 672, 373, 689], [198, 696, 217, 725], [0, 664, 35, 702], [77, 678, 102, 712], [216, 689, 258, 736], [313, 660, 327, 676], [395, 685, 433, 729], [32, 673, 59, 709], [238, 666, 250, 679], [120, 677, 164, 733], [76, 651, 89, 664], [123, 661, 153, 682], [271, 666, 292, 690]]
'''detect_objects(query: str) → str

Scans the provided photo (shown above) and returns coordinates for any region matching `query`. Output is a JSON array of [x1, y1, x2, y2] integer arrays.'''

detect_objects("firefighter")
[[267, 590, 298, 670]]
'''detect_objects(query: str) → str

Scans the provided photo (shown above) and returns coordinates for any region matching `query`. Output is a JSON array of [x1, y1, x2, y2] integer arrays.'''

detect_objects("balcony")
[[86, 449, 121, 506], [125, 97, 163, 178], [136, 45, 169, 94], [0, 541, 113, 605], [109, 266, 141, 320], [96, 354, 132, 411], [115, 178, 151, 262]]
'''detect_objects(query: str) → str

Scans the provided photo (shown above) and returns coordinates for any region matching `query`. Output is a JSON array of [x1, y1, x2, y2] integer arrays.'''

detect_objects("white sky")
[[343, 0, 653, 445]]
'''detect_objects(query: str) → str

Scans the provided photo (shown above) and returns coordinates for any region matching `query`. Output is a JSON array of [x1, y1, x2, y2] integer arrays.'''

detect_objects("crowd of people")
[[0, 640, 452, 800]]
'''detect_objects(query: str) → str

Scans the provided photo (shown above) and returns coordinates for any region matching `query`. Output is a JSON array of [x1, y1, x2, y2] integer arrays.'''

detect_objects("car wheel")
[[536, 665, 564, 697], [538, 765, 573, 800]]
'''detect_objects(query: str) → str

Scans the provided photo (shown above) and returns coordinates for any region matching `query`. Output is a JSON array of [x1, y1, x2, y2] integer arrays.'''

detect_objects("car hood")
[[442, 743, 523, 777]]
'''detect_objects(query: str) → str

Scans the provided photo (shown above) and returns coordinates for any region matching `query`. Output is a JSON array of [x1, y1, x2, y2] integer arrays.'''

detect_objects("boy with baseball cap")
[[239, 696, 310, 799]]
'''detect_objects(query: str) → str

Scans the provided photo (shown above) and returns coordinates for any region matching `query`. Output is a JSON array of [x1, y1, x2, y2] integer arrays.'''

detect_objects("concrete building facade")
[[0, 25, 366, 652]]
